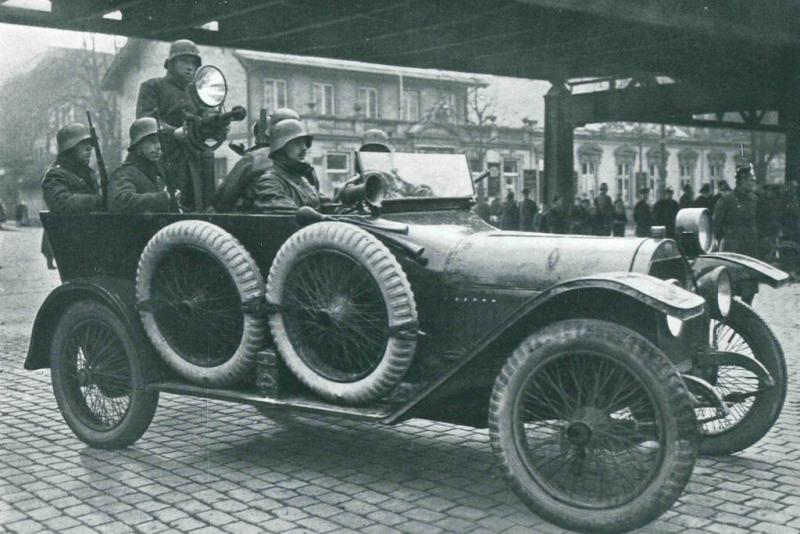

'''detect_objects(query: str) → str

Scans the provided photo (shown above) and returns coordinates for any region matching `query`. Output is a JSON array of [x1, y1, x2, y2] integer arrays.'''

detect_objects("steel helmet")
[[56, 123, 92, 155], [164, 39, 201, 68], [269, 107, 301, 126], [128, 117, 159, 149], [269, 119, 313, 155], [359, 128, 392, 152]]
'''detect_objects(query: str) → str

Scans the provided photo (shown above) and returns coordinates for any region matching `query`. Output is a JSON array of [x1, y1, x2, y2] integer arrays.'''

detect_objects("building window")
[[359, 87, 379, 118], [679, 164, 692, 178], [264, 79, 287, 111], [581, 162, 597, 176], [403, 90, 419, 121], [649, 163, 656, 177], [709, 164, 722, 177], [314, 83, 335, 116], [444, 92, 457, 121], [502, 158, 519, 190], [326, 152, 350, 191]]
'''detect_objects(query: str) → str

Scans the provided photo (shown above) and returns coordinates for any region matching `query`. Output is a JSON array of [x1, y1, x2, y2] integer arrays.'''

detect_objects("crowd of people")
[[473, 176, 800, 252]]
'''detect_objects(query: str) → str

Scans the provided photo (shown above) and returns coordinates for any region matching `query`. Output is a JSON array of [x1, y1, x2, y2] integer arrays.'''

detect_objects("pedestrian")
[[500, 190, 519, 230], [693, 183, 713, 210], [14, 202, 28, 227], [652, 186, 680, 238], [533, 201, 548, 232], [243, 119, 320, 211], [41, 122, 103, 269], [489, 196, 501, 226], [714, 166, 759, 302], [136, 39, 203, 211], [612, 201, 628, 236], [546, 195, 568, 234], [571, 196, 593, 235], [711, 180, 730, 215], [593, 182, 613, 235], [109, 118, 177, 214], [519, 188, 537, 231], [213, 108, 301, 212], [679, 184, 694, 209], [473, 195, 491, 224], [633, 187, 653, 237], [0, 202, 6, 230]]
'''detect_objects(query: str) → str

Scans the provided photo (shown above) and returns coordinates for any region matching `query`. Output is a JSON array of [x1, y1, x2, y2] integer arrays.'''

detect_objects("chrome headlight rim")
[[696, 266, 732, 319], [716, 268, 732, 318], [666, 315, 684, 337]]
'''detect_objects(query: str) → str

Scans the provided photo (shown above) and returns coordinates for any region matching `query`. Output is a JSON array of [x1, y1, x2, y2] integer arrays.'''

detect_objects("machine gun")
[[86, 111, 109, 210]]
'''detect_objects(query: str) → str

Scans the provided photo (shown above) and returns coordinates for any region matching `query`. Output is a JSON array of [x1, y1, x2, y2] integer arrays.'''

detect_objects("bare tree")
[[749, 131, 783, 184], [80, 34, 121, 170], [463, 85, 499, 172]]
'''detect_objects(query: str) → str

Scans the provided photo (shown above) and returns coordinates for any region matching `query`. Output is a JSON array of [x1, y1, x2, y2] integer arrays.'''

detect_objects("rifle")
[[86, 111, 109, 210]]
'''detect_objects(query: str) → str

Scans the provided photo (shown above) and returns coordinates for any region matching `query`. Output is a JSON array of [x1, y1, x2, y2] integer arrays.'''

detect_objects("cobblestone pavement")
[[1, 227, 799, 534]]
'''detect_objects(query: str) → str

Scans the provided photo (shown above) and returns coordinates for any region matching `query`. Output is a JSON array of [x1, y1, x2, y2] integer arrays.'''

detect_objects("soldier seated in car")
[[213, 108, 300, 212], [42, 123, 103, 214], [241, 119, 320, 211], [109, 118, 176, 214]]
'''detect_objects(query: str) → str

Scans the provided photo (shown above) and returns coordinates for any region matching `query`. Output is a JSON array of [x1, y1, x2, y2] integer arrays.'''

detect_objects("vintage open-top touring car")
[[25, 67, 789, 534]]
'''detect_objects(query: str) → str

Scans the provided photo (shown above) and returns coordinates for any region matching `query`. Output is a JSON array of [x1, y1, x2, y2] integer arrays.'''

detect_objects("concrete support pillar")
[[782, 72, 800, 183], [543, 83, 575, 205]]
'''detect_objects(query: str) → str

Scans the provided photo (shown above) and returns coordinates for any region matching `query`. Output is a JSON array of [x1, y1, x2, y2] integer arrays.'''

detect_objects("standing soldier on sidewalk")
[[136, 39, 202, 211], [519, 188, 538, 231], [714, 167, 759, 302], [633, 187, 653, 237], [593, 182, 613, 236], [41, 123, 103, 269]]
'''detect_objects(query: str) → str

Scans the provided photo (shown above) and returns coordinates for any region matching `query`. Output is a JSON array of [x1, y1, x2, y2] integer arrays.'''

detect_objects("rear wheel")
[[489, 320, 697, 534], [697, 300, 787, 455], [50, 301, 158, 449]]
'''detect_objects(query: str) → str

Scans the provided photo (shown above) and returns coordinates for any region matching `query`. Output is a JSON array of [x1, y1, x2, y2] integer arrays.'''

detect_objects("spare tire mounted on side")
[[136, 220, 266, 387], [266, 221, 417, 404]]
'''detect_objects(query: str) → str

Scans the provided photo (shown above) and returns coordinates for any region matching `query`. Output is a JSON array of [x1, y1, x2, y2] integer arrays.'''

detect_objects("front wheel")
[[697, 300, 787, 455], [489, 320, 698, 534], [50, 301, 159, 449]]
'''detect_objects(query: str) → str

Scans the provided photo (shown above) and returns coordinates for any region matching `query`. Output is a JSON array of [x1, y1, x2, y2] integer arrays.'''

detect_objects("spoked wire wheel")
[[51, 301, 158, 449], [283, 249, 389, 382], [149, 246, 244, 368], [137, 221, 265, 387], [490, 320, 697, 534], [514, 351, 664, 509], [696, 300, 786, 455], [267, 222, 417, 404]]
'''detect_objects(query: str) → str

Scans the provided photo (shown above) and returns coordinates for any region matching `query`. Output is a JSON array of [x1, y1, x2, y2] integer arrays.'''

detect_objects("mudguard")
[[693, 252, 789, 288], [386, 271, 705, 423], [25, 277, 142, 371]]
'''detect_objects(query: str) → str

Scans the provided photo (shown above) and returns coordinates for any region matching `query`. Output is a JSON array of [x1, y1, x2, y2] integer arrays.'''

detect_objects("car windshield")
[[357, 152, 475, 199]]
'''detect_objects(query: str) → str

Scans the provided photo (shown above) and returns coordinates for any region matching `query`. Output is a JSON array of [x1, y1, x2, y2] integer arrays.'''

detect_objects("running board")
[[149, 381, 392, 422]]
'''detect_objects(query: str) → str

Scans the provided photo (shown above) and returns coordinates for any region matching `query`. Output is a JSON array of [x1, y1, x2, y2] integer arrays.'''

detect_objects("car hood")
[[441, 231, 651, 290]]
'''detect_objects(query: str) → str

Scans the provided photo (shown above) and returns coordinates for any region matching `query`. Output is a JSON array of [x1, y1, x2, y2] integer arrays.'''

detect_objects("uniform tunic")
[[714, 189, 759, 257], [244, 156, 320, 211], [109, 154, 173, 214], [41, 156, 102, 213], [213, 147, 272, 212], [136, 73, 201, 209]]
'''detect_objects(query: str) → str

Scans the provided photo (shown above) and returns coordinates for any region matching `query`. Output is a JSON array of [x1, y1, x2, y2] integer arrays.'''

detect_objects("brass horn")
[[339, 172, 386, 208]]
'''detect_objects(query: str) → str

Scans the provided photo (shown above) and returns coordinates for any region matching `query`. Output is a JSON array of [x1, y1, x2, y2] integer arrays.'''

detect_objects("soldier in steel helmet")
[[241, 119, 320, 211], [135, 39, 202, 210], [714, 165, 759, 302], [108, 118, 176, 214], [213, 108, 300, 212], [40, 123, 103, 269]]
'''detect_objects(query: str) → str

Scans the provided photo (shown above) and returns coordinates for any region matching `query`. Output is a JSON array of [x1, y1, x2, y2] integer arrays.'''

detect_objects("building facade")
[[99, 39, 777, 210]]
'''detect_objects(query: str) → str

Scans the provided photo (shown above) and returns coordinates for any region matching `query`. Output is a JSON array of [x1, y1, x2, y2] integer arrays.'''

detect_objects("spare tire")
[[136, 220, 265, 386], [266, 221, 417, 404]]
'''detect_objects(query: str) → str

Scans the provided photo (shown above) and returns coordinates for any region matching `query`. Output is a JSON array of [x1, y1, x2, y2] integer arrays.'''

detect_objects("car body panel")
[[693, 252, 789, 287]]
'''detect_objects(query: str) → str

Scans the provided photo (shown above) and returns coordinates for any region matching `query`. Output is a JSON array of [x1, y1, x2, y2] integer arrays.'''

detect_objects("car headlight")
[[696, 266, 732, 318], [675, 208, 714, 256], [666, 315, 684, 337]]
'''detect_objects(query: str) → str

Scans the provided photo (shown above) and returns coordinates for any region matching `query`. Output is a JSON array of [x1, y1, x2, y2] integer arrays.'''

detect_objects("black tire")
[[266, 221, 417, 404], [489, 320, 698, 534], [698, 299, 787, 455], [50, 301, 159, 449], [136, 220, 265, 387]]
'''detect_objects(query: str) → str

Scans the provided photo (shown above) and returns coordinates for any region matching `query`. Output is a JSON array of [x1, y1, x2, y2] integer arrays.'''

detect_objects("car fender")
[[386, 271, 705, 424], [25, 277, 144, 371], [693, 252, 789, 288]]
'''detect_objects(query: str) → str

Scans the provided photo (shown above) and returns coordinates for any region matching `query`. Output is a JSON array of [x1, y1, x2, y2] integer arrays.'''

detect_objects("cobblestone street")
[[1, 226, 799, 534]]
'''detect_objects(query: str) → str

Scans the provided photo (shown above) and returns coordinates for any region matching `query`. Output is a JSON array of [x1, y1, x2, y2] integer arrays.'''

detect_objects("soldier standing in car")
[[109, 118, 176, 214], [136, 39, 202, 211], [41, 123, 103, 269]]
